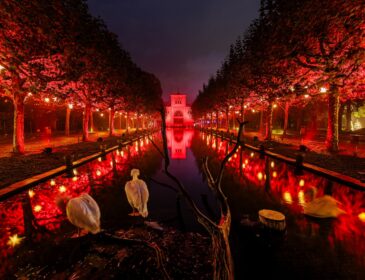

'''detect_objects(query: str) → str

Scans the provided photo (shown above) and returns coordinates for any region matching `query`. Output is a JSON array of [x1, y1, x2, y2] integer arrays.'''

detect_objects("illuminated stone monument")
[[165, 94, 194, 127]]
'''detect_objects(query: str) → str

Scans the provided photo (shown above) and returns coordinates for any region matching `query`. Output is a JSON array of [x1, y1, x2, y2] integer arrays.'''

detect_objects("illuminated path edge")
[[204, 129, 365, 190], [0, 131, 155, 201]]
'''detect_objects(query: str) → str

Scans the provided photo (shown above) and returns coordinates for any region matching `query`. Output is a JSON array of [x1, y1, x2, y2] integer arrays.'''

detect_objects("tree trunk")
[[216, 111, 219, 130], [211, 227, 234, 280], [13, 94, 25, 153], [65, 106, 70, 136], [346, 100, 352, 131], [82, 103, 90, 142], [283, 101, 289, 137], [90, 110, 94, 132], [240, 100, 245, 134], [126, 112, 129, 134], [265, 101, 273, 141], [259, 109, 265, 135], [326, 85, 340, 152], [136, 112, 140, 131], [226, 108, 230, 132], [142, 116, 146, 129], [338, 103, 344, 133], [119, 113, 122, 130], [109, 108, 115, 136]]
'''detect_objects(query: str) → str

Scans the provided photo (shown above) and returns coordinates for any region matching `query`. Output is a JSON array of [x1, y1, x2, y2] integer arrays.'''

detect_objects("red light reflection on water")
[[166, 128, 193, 159], [0, 137, 152, 274], [201, 132, 365, 265]]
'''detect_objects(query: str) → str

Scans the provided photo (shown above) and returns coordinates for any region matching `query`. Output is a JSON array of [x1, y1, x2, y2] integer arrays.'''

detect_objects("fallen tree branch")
[[100, 232, 171, 280]]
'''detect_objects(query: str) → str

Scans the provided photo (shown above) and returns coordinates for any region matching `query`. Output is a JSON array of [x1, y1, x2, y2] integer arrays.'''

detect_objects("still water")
[[1, 129, 365, 279]]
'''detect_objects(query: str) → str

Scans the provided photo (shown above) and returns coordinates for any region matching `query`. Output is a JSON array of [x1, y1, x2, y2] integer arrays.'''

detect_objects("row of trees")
[[192, 0, 365, 152], [0, 0, 163, 153]]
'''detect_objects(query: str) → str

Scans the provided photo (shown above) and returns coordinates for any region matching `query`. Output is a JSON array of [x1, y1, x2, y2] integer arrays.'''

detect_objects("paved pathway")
[[0, 129, 130, 158]]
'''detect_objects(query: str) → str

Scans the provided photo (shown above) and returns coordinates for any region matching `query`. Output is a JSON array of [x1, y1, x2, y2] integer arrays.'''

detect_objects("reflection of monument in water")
[[165, 94, 194, 159], [166, 128, 194, 159]]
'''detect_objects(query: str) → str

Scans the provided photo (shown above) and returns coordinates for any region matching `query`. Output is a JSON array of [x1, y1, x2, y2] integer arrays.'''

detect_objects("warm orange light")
[[28, 189, 35, 198], [250, 152, 254, 158], [242, 163, 246, 169], [72, 176, 78, 182], [44, 97, 50, 103], [299, 179, 305, 187], [7, 234, 24, 247], [257, 172, 263, 180], [272, 171, 277, 178], [270, 161, 275, 168], [73, 169, 78, 175], [68, 103, 73, 109], [245, 159, 249, 164], [358, 212, 365, 222], [100, 113, 104, 117], [59, 185, 66, 193], [298, 190, 305, 205], [320, 87, 327, 93], [96, 170, 101, 176], [98, 157, 102, 162], [304, 94, 309, 98], [34, 205, 42, 212], [283, 192, 292, 204], [50, 179, 56, 186]]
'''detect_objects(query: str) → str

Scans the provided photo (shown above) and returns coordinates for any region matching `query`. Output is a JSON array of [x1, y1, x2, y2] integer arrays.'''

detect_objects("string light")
[[8, 234, 24, 247], [320, 87, 327, 93], [358, 212, 365, 222], [28, 189, 35, 198], [34, 205, 42, 212]]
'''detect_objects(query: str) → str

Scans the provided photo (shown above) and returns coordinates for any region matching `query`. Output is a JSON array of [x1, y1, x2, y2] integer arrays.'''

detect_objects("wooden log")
[[258, 209, 286, 231]]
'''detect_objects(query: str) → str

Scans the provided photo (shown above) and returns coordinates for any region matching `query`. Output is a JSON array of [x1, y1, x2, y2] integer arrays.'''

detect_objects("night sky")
[[87, 0, 260, 103]]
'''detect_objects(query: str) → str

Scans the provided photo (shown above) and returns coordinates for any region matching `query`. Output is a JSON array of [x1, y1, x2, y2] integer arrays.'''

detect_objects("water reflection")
[[2, 130, 365, 278], [166, 128, 193, 159], [0, 135, 160, 276], [194, 131, 365, 277]]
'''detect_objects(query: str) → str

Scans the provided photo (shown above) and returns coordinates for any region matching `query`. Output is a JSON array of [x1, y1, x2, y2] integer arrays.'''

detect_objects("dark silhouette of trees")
[[193, 0, 365, 152]]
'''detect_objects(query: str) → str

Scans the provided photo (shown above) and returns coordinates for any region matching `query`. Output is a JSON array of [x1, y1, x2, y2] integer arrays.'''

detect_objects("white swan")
[[57, 193, 101, 235], [125, 169, 149, 217], [303, 187, 346, 218]]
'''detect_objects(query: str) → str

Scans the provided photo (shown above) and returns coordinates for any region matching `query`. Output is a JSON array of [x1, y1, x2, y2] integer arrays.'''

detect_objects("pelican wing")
[[137, 179, 149, 217], [66, 195, 100, 234], [125, 181, 139, 209]]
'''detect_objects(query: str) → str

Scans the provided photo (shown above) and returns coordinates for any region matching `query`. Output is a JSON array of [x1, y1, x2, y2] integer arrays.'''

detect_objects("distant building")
[[165, 94, 194, 127]]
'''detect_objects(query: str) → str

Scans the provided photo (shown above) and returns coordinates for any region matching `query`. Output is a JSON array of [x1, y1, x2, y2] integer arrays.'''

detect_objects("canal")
[[1, 129, 365, 279]]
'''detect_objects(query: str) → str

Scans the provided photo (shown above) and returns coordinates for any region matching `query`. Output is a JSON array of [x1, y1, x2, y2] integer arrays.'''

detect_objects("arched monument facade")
[[165, 94, 194, 127]]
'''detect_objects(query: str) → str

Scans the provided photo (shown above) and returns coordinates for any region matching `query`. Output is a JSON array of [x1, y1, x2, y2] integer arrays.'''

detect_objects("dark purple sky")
[[87, 0, 260, 103]]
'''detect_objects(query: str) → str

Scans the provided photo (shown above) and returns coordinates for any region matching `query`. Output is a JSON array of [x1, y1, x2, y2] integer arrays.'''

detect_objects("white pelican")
[[303, 187, 346, 218], [57, 193, 101, 235], [125, 169, 149, 217]]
